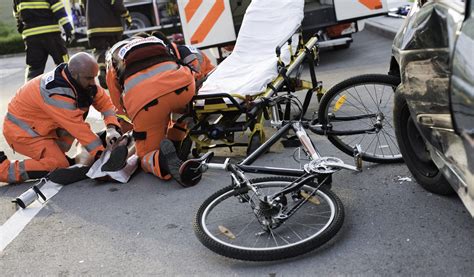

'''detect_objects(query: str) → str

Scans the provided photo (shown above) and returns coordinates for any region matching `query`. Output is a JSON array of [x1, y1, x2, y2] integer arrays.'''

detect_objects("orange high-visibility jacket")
[[106, 36, 195, 121], [6, 64, 119, 156]]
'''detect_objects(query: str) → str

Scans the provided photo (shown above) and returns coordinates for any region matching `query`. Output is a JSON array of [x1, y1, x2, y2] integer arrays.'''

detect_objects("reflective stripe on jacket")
[[86, 0, 129, 37], [6, 64, 119, 156], [106, 37, 195, 120], [108, 61, 194, 121], [13, 0, 73, 39]]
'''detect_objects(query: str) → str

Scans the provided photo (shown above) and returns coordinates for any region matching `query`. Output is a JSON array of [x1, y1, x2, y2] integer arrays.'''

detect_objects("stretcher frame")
[[180, 30, 324, 157]]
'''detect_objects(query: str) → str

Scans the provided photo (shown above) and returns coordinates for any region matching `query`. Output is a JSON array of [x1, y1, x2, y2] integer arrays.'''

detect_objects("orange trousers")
[[1, 122, 73, 183], [135, 88, 194, 179]]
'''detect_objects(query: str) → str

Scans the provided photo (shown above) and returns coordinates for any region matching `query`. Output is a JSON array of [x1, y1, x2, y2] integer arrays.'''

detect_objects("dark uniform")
[[86, 0, 131, 88], [13, 0, 73, 81]]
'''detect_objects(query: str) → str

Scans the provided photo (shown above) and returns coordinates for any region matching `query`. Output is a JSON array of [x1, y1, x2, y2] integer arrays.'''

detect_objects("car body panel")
[[392, 0, 474, 216], [449, 2, 474, 213]]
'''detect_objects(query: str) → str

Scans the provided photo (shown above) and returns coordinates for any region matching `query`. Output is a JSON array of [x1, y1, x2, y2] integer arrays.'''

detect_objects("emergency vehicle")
[[67, 0, 388, 51]]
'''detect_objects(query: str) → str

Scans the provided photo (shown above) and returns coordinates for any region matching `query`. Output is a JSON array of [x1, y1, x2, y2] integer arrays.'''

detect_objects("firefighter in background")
[[85, 0, 132, 89], [0, 52, 121, 184], [105, 33, 214, 187], [13, 0, 73, 82]]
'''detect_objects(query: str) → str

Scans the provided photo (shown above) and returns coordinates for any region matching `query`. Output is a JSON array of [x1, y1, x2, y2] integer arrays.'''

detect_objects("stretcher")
[[180, 0, 323, 157]]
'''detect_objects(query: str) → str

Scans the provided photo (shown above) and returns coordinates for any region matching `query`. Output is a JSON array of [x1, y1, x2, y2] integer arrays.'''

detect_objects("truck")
[[68, 0, 389, 53]]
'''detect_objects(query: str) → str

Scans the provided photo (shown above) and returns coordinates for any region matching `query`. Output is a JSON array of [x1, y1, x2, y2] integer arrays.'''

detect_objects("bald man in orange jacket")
[[0, 52, 121, 184]]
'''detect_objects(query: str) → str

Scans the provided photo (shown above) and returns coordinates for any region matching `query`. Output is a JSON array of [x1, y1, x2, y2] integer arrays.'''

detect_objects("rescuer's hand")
[[125, 15, 132, 28], [65, 29, 74, 45], [106, 127, 121, 147]]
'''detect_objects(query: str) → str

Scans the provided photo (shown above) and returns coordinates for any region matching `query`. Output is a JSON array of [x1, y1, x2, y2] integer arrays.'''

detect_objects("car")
[[390, 0, 474, 216]]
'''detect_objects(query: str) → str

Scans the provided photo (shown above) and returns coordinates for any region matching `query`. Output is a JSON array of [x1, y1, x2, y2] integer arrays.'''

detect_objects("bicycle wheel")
[[318, 74, 403, 163], [193, 176, 344, 261]]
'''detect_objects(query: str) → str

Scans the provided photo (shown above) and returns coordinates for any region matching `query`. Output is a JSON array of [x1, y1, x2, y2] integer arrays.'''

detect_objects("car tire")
[[128, 12, 151, 30], [393, 94, 454, 195]]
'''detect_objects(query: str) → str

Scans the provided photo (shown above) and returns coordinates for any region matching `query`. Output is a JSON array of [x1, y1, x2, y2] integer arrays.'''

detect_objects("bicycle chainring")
[[304, 157, 344, 174]]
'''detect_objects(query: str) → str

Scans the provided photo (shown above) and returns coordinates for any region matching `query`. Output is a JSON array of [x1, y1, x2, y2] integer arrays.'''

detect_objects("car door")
[[450, 0, 474, 191]]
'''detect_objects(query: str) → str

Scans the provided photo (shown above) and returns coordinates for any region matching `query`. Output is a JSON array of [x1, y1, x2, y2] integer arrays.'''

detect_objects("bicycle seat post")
[[292, 122, 321, 160]]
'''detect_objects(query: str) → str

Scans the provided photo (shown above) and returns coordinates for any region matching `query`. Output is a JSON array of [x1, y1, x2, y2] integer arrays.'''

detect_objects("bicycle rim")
[[194, 177, 344, 261], [320, 74, 402, 163]]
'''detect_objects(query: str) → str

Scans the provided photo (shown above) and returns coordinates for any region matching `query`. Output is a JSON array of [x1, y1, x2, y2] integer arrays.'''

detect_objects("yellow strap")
[[22, 25, 60, 38], [17, 2, 50, 11], [87, 27, 123, 35], [116, 114, 132, 124], [62, 54, 70, 63], [58, 17, 70, 26], [51, 1, 64, 12]]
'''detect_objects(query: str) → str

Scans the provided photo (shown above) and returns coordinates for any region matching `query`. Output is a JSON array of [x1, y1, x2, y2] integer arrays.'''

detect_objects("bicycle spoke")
[[235, 216, 257, 238], [365, 84, 380, 113], [364, 132, 378, 154], [380, 128, 396, 157], [353, 86, 374, 115], [286, 225, 303, 241], [274, 230, 291, 245], [381, 128, 400, 152], [206, 210, 255, 225], [290, 222, 329, 231], [375, 133, 382, 157], [339, 90, 372, 115]]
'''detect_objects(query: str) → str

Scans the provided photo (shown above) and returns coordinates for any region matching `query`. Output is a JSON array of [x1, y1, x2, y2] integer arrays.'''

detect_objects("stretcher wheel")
[[246, 131, 263, 156]]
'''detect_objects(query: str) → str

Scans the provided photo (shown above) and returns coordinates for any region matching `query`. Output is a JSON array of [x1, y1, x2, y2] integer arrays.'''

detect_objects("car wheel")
[[127, 12, 151, 30], [393, 94, 454, 195]]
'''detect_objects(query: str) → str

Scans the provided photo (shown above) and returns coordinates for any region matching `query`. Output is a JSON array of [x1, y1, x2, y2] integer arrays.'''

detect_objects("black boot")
[[101, 145, 128, 172], [172, 138, 192, 161], [159, 139, 201, 187]]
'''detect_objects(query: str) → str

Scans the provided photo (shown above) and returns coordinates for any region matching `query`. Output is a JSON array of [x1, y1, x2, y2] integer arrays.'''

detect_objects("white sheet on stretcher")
[[197, 0, 305, 103]]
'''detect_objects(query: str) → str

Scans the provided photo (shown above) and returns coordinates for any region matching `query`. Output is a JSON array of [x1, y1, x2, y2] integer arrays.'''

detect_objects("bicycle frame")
[[205, 120, 361, 177]]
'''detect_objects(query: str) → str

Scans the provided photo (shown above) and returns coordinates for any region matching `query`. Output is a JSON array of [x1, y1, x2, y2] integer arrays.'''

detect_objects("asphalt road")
[[1, 30, 473, 275]]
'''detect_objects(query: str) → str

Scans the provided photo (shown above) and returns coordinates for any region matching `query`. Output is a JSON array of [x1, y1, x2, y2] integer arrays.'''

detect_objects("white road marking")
[[0, 181, 62, 252]]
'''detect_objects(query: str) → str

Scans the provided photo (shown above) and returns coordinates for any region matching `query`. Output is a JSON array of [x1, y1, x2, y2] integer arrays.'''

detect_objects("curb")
[[364, 19, 399, 39]]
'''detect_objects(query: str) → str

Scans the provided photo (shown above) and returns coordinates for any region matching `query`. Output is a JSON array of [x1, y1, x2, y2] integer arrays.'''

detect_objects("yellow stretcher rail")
[[263, 36, 319, 98]]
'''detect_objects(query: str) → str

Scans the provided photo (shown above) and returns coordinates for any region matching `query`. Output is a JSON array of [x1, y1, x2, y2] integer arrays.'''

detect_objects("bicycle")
[[182, 33, 402, 163], [186, 91, 368, 261]]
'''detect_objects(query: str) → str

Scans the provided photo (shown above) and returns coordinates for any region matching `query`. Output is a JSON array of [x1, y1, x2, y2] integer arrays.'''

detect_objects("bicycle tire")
[[318, 74, 403, 163], [193, 176, 344, 261]]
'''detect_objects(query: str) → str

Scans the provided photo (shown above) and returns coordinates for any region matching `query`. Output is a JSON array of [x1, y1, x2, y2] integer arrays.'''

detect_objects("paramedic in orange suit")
[[0, 52, 121, 184], [106, 34, 213, 186]]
